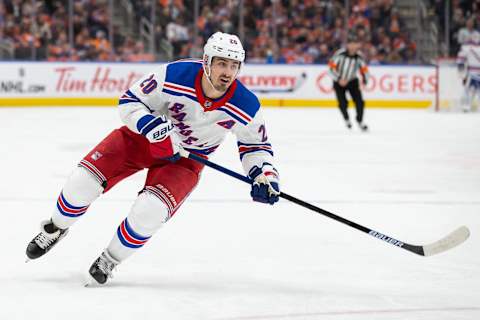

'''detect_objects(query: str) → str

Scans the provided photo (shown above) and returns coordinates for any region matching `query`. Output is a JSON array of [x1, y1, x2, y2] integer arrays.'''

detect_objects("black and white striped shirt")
[[328, 48, 370, 83]]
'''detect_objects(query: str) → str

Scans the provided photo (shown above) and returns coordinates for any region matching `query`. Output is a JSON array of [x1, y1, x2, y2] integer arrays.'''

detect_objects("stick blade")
[[422, 226, 470, 257]]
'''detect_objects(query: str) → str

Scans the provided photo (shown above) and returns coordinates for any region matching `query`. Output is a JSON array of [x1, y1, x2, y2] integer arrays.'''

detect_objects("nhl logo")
[[204, 100, 212, 108]]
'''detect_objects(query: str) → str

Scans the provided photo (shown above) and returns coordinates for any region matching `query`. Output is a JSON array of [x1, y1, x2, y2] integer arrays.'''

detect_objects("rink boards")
[[0, 62, 435, 108]]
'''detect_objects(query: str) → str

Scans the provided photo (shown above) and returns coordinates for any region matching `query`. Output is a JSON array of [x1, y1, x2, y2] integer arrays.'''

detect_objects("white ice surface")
[[0, 107, 479, 320]]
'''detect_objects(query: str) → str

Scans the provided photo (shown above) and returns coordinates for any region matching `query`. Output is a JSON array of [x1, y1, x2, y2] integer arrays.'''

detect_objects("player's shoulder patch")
[[165, 60, 203, 88], [226, 80, 261, 124]]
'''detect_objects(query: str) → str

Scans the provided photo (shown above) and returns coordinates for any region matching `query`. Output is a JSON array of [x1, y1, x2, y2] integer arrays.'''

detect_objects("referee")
[[328, 33, 370, 131]]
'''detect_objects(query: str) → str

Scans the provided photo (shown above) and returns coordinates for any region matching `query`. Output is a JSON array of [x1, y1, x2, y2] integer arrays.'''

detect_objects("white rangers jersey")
[[118, 59, 275, 176], [457, 44, 480, 81]]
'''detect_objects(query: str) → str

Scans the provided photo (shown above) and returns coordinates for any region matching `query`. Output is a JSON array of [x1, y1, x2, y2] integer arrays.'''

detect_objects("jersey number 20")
[[140, 74, 157, 94]]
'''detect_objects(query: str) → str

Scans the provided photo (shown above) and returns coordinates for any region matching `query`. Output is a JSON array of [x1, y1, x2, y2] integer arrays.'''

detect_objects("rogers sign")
[[316, 70, 436, 95]]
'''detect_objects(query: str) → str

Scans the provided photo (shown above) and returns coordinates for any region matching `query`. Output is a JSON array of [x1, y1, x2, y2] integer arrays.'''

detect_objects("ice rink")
[[1, 107, 479, 320]]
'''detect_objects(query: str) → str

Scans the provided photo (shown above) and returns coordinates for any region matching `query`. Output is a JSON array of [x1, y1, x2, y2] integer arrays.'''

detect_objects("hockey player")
[[457, 33, 480, 112], [26, 32, 280, 285]]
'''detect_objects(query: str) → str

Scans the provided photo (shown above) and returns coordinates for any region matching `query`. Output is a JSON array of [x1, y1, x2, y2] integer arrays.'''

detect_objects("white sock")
[[52, 167, 103, 229], [107, 191, 169, 262]]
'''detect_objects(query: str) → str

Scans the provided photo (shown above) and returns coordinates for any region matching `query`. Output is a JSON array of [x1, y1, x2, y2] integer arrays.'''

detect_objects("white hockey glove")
[[140, 115, 180, 162], [249, 163, 280, 205]]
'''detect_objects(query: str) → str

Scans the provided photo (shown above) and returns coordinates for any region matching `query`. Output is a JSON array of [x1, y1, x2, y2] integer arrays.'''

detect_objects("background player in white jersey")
[[25, 32, 281, 285], [457, 33, 480, 112]]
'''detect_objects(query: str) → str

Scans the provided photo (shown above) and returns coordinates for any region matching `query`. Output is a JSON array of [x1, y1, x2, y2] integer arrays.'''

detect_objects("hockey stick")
[[181, 150, 470, 257]]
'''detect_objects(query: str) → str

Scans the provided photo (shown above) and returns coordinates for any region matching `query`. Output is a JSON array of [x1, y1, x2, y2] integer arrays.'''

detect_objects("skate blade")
[[25, 258, 30, 263], [83, 272, 101, 288]]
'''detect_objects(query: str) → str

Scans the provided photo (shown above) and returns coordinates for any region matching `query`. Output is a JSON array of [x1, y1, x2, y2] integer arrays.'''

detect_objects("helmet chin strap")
[[202, 63, 217, 92]]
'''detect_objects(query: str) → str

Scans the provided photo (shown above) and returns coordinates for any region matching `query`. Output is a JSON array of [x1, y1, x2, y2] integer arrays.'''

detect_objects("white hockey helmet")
[[203, 32, 245, 69]]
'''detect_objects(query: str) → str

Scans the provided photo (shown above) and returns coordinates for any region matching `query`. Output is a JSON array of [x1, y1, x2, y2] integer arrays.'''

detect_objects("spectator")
[[458, 17, 480, 45], [189, 35, 204, 59], [0, 27, 14, 60], [124, 40, 154, 62], [166, 16, 189, 56]]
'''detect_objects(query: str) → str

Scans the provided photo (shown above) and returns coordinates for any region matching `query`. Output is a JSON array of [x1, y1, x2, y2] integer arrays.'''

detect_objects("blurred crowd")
[[0, 0, 417, 64], [432, 0, 480, 56], [134, 0, 417, 64], [0, 0, 153, 62], [1, 0, 110, 60], [242, 0, 417, 64]]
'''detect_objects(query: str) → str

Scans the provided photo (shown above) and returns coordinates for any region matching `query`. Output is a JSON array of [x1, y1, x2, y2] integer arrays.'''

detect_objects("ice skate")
[[26, 219, 68, 261], [357, 121, 368, 132], [345, 119, 352, 129], [85, 250, 119, 286]]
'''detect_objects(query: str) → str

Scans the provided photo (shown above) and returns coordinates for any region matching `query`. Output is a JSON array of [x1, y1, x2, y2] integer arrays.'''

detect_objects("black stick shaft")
[[186, 152, 424, 256]]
